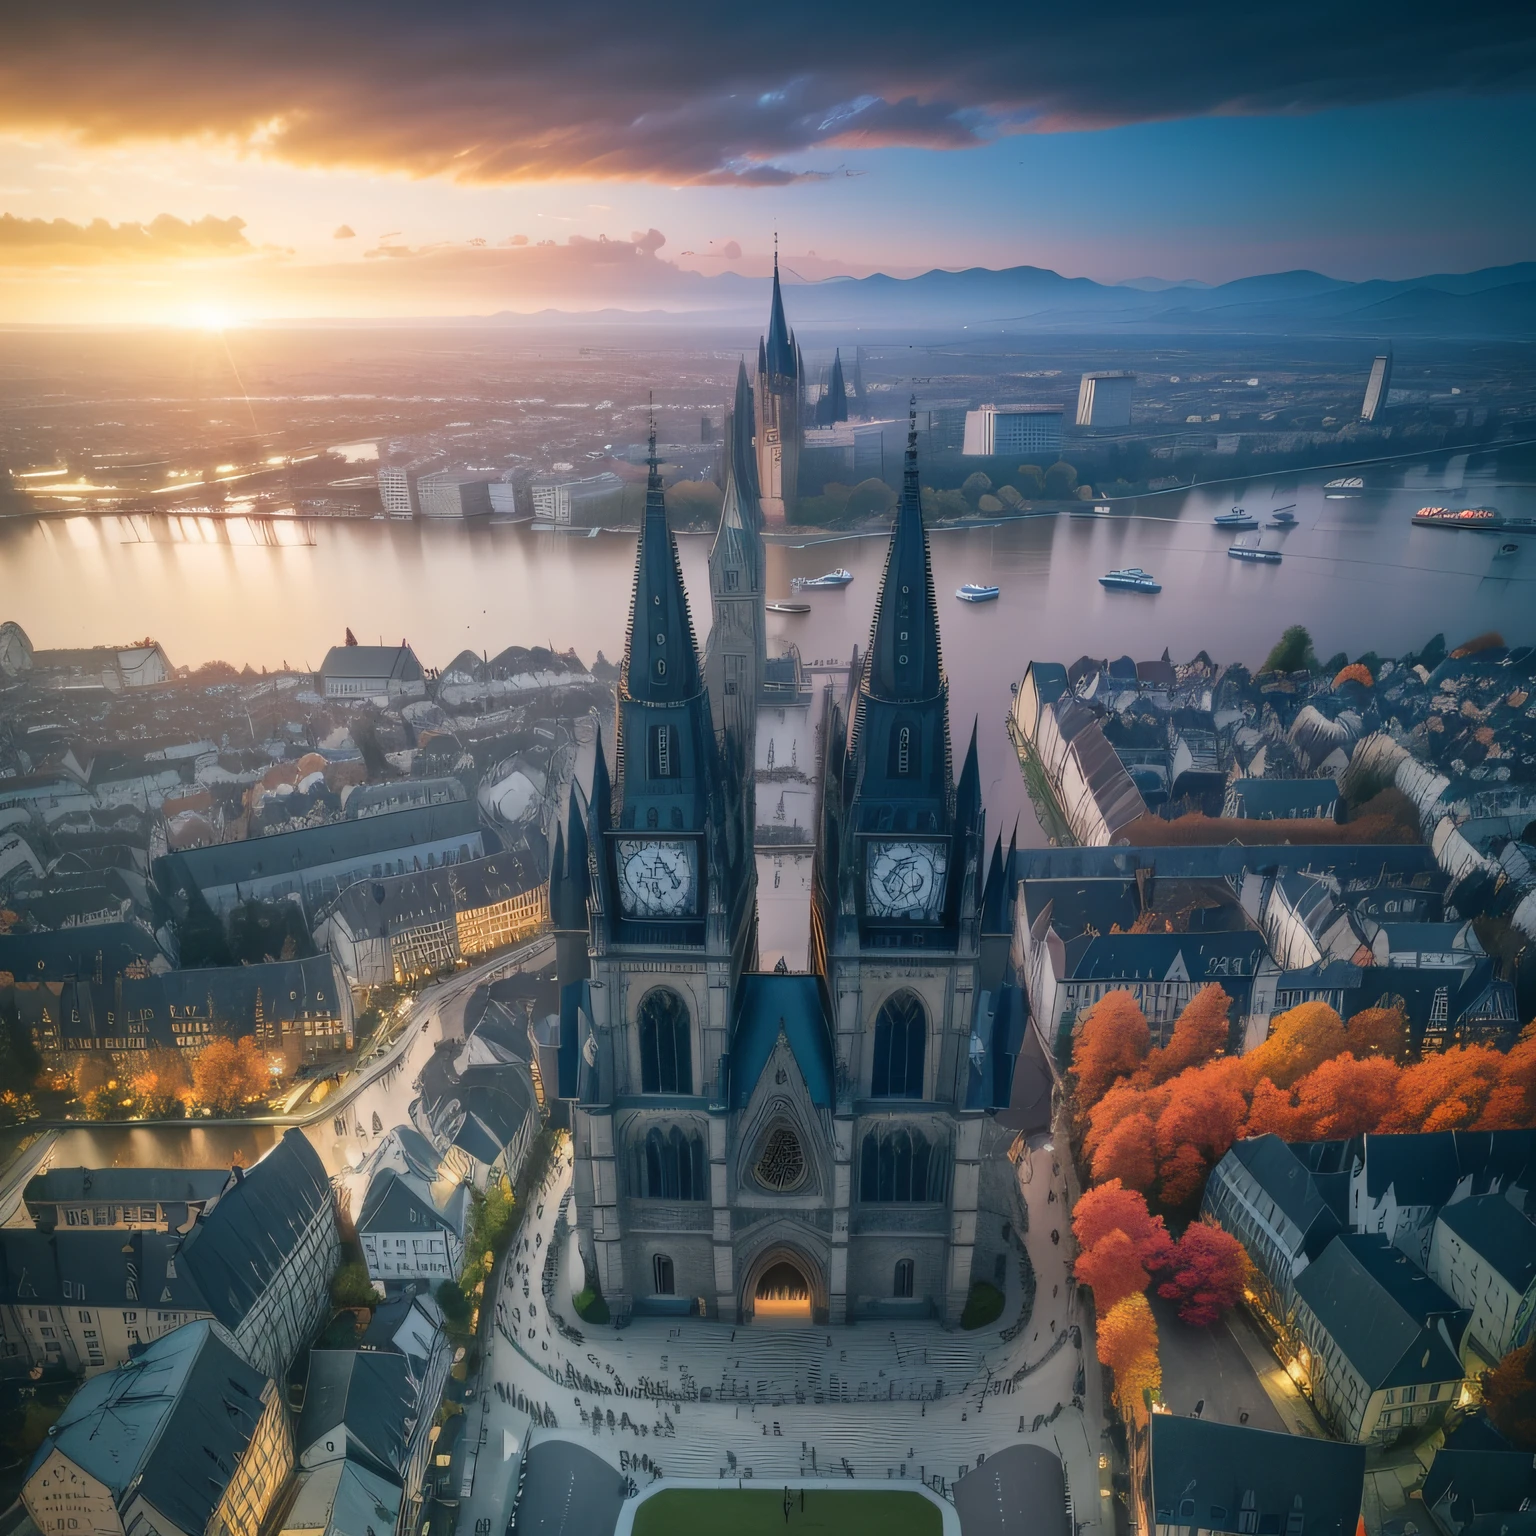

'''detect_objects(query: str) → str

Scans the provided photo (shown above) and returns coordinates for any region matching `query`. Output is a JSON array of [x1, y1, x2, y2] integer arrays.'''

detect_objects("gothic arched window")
[[653, 1253, 675, 1295], [859, 1126, 948, 1203], [887, 717, 921, 779], [639, 988, 691, 1094], [638, 1125, 706, 1200], [871, 991, 926, 1099], [894, 1258, 915, 1298]]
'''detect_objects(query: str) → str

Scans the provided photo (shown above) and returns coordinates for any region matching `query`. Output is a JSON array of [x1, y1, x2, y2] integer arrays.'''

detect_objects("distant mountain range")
[[490, 260, 1536, 338]]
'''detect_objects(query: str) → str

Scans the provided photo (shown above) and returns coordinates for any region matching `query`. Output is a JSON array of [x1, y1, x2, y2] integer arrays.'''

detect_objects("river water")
[[3, 451, 1530, 848]]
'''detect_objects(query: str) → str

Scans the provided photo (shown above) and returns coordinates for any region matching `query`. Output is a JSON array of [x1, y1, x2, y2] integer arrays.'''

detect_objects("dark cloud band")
[[2, 3, 1533, 183]]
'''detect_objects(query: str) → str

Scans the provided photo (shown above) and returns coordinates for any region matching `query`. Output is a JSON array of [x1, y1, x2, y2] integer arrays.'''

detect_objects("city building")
[[28, 641, 174, 693], [1290, 1233, 1466, 1443], [23, 1166, 229, 1232], [488, 481, 520, 519], [1426, 1194, 1536, 1369], [1075, 371, 1135, 429], [1201, 1134, 1343, 1327], [1146, 1417, 1364, 1536], [415, 471, 493, 521], [158, 800, 484, 918], [1361, 350, 1394, 423], [528, 471, 623, 528], [319, 849, 546, 988], [174, 1131, 340, 1382], [558, 404, 1015, 1325], [279, 1459, 401, 1536], [754, 251, 802, 525], [356, 1146, 468, 1287], [376, 465, 416, 518], [0, 1228, 214, 1374], [1421, 1426, 1536, 1536], [22, 1320, 294, 1536], [317, 641, 426, 701], [962, 403, 1063, 457]]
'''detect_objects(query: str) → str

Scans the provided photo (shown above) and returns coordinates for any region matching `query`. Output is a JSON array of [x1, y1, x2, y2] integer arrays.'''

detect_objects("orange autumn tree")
[[1071, 990, 1150, 1107], [1091, 1111, 1159, 1192], [1479, 1025, 1536, 1129], [1484, 1342, 1536, 1450], [130, 1048, 192, 1118], [1141, 984, 1232, 1084], [1073, 1180, 1173, 1313], [1385, 1045, 1506, 1132], [1076, 1228, 1154, 1314], [1157, 1221, 1251, 1327], [192, 1036, 270, 1114], [1097, 1291, 1162, 1425]]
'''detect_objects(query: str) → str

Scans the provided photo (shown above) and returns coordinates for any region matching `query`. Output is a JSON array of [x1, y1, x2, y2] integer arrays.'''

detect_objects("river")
[[4, 450, 1530, 850]]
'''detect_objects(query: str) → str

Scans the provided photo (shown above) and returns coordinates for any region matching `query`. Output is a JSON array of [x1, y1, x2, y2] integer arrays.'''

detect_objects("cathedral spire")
[[622, 411, 702, 705], [765, 242, 796, 380], [729, 357, 762, 520], [866, 397, 943, 702]]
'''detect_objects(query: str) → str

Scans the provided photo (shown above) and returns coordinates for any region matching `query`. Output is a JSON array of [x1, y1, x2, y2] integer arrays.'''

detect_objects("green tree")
[[1262, 624, 1319, 675], [436, 1278, 473, 1335], [960, 471, 993, 505], [921, 487, 968, 519], [0, 1013, 41, 1097], [1043, 461, 1079, 499], [331, 1261, 380, 1309], [1015, 465, 1046, 497], [844, 478, 897, 518]]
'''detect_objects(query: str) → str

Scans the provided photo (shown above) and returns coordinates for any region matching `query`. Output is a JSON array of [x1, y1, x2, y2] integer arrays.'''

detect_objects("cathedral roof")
[[763, 251, 798, 380], [865, 401, 944, 703], [729, 356, 762, 520], [622, 425, 702, 705], [713, 363, 763, 572], [728, 972, 833, 1110]]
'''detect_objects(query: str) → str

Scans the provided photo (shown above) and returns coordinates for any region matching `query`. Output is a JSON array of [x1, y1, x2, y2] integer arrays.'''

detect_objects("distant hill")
[[483, 259, 1536, 339]]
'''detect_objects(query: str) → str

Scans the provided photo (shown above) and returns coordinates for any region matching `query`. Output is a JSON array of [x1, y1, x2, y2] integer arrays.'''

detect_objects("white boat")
[[1324, 477, 1365, 498], [955, 583, 1000, 603], [1228, 540, 1282, 564], [1099, 567, 1161, 593], [791, 567, 853, 590], [1267, 508, 1298, 529], [1214, 508, 1258, 529], [766, 601, 811, 614]]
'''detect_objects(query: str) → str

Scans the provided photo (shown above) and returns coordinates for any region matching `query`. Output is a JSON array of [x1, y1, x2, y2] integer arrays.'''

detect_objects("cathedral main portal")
[[753, 1260, 813, 1320]]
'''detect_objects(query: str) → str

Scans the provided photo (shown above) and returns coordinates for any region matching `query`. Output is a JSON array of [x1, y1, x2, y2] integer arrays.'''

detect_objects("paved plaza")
[[460, 1133, 1110, 1536]]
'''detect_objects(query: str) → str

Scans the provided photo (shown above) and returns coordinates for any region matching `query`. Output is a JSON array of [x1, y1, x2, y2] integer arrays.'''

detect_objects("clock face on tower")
[[865, 839, 949, 920], [616, 839, 697, 918]]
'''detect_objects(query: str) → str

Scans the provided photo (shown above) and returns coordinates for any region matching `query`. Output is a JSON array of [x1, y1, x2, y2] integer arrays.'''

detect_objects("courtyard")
[[628, 1486, 945, 1535]]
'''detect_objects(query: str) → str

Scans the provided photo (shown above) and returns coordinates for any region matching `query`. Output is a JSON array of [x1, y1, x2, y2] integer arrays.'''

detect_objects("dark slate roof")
[[332, 850, 542, 939], [0, 923, 166, 982], [416, 1050, 538, 1166], [1010, 843, 1440, 884], [161, 801, 481, 893], [1227, 1136, 1342, 1259], [728, 973, 834, 1111], [1436, 1195, 1536, 1291], [1226, 779, 1339, 819], [1293, 1234, 1466, 1390], [1022, 878, 1141, 939], [28, 1320, 269, 1530], [0, 1230, 209, 1311], [286, 1457, 402, 1536], [1069, 931, 1267, 983], [1149, 1417, 1364, 1536], [356, 1170, 455, 1238], [1423, 1446, 1536, 1525], [318, 645, 420, 682], [297, 1350, 413, 1481], [178, 1130, 333, 1332], [25, 1165, 229, 1209], [1360, 1132, 1462, 1207]]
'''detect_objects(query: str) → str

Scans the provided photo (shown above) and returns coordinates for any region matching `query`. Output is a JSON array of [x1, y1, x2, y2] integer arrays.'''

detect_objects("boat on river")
[[1229, 540, 1282, 564], [1098, 568, 1161, 593], [1325, 477, 1365, 498], [1414, 505, 1536, 534], [792, 567, 853, 590], [1214, 508, 1258, 530], [955, 583, 1000, 603], [1267, 507, 1298, 529], [766, 601, 810, 614]]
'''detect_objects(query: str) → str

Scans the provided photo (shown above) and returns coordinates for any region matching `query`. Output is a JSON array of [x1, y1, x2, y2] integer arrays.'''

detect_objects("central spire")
[[622, 404, 701, 704], [765, 238, 797, 380], [866, 398, 943, 702]]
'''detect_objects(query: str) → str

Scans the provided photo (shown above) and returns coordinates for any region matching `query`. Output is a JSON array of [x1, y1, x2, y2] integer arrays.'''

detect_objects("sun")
[[185, 303, 237, 332]]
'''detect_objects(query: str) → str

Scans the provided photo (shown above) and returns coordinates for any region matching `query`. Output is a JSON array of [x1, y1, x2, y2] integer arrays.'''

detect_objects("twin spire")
[[622, 405, 701, 704], [865, 398, 943, 703], [764, 244, 798, 381]]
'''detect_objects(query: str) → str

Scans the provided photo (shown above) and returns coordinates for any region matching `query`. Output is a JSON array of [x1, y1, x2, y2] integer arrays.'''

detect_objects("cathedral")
[[548, 283, 1025, 1327]]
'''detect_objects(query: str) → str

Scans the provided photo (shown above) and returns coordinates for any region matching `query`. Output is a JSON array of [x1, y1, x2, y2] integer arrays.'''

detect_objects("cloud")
[[333, 224, 355, 239], [0, 211, 250, 264], [0, 4, 1530, 186]]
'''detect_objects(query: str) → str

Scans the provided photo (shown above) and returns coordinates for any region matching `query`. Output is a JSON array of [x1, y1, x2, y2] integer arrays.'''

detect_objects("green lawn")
[[632, 1488, 941, 1536]]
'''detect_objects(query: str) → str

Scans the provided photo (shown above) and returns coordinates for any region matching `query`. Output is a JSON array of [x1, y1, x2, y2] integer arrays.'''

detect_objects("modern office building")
[[415, 471, 493, 521], [1361, 351, 1394, 423], [529, 471, 623, 528], [376, 465, 416, 518], [1075, 371, 1135, 428], [962, 403, 1063, 456]]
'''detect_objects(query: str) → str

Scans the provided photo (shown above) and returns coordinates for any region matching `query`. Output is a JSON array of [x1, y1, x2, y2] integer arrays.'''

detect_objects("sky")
[[1, 1, 1534, 324]]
